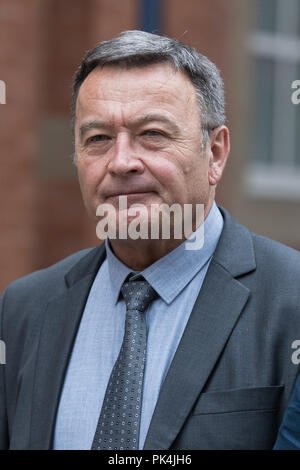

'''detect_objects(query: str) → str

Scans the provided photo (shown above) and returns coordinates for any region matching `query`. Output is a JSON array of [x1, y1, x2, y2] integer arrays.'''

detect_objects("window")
[[246, 0, 300, 199]]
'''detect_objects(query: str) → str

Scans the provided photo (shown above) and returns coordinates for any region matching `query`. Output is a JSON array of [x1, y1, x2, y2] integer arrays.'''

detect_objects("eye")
[[142, 130, 165, 138], [88, 134, 110, 143]]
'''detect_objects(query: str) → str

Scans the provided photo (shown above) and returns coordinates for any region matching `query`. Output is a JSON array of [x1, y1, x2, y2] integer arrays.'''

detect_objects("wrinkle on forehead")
[[75, 63, 199, 128], [80, 63, 190, 98]]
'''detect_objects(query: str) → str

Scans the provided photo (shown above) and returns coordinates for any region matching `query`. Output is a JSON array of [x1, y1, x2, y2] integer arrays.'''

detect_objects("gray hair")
[[71, 30, 226, 144]]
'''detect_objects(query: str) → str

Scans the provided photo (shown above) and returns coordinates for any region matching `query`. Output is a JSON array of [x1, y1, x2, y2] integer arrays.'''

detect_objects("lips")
[[104, 187, 156, 199], [108, 191, 154, 197]]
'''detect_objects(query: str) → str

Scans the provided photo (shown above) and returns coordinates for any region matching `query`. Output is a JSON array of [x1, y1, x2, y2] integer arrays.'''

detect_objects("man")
[[1, 30, 300, 450], [274, 372, 300, 449]]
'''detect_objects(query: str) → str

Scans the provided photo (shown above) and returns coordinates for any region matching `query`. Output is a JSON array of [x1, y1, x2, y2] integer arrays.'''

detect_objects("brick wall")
[[0, 0, 42, 291], [0, 0, 139, 292]]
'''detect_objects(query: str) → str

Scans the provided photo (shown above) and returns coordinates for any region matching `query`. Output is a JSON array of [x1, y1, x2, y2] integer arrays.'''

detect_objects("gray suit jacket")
[[1, 207, 300, 450]]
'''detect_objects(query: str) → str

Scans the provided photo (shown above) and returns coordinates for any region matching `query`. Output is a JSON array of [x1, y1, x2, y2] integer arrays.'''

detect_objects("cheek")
[[183, 160, 211, 201], [78, 162, 104, 195], [149, 156, 200, 202], [77, 167, 90, 196], [155, 164, 184, 193]]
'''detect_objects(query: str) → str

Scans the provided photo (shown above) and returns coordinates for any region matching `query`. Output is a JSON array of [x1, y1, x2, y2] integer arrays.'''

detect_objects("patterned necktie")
[[91, 276, 157, 450]]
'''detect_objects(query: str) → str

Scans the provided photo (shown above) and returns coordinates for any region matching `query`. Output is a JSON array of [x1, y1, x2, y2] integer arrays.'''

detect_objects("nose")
[[107, 132, 144, 176]]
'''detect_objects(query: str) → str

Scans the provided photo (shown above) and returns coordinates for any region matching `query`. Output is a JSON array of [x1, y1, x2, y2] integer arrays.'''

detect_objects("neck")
[[109, 238, 184, 271], [109, 199, 214, 271]]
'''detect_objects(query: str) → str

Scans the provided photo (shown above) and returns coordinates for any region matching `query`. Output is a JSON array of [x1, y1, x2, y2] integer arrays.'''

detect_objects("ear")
[[207, 126, 230, 186]]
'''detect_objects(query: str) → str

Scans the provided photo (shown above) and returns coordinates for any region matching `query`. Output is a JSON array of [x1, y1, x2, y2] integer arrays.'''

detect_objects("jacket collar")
[[65, 206, 256, 289]]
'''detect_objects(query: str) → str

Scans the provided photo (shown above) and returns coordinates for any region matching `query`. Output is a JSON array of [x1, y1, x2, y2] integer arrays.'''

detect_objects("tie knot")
[[121, 277, 157, 312]]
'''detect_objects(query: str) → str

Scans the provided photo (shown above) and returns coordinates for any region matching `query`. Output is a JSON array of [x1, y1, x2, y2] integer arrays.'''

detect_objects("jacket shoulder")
[[1, 247, 97, 302], [216, 206, 300, 279], [251, 231, 300, 275]]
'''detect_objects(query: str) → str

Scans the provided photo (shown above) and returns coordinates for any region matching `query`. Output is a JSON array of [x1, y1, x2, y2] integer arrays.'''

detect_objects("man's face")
[[75, 63, 215, 234]]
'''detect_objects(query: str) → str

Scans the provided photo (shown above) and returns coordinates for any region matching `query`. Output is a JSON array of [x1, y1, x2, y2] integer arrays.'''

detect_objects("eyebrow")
[[132, 114, 180, 133], [79, 120, 109, 141], [79, 113, 180, 141]]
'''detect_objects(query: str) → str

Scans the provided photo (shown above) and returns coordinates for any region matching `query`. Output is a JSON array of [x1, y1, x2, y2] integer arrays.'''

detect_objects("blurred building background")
[[0, 0, 299, 292]]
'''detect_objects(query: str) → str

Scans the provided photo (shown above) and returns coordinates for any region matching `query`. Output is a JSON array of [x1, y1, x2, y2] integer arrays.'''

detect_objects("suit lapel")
[[29, 245, 106, 449], [143, 207, 256, 449]]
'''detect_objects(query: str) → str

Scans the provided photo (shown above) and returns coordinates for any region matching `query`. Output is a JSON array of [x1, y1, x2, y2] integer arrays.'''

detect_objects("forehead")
[[76, 63, 199, 123]]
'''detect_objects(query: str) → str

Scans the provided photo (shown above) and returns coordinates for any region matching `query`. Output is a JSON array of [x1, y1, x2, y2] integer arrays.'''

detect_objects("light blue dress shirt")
[[53, 202, 224, 449]]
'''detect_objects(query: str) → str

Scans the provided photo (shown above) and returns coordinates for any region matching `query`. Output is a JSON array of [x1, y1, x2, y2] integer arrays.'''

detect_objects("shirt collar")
[[105, 201, 224, 305]]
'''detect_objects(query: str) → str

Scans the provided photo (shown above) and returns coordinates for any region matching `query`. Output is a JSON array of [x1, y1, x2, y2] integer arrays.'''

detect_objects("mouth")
[[105, 191, 156, 200]]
